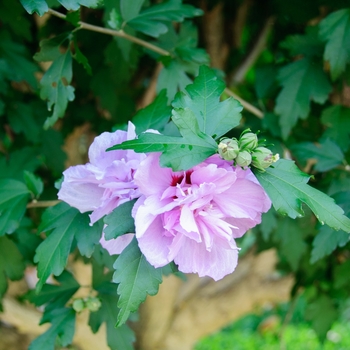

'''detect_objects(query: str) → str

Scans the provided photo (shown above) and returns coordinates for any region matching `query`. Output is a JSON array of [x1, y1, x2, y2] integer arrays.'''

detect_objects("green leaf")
[[35, 202, 101, 291], [73, 35, 92, 75], [260, 209, 277, 241], [29, 308, 76, 350], [24, 171, 44, 198], [277, 218, 307, 270], [120, 0, 145, 21], [0, 236, 25, 302], [274, 58, 332, 139], [254, 159, 350, 232], [281, 25, 323, 57], [8, 102, 41, 141], [305, 295, 338, 341], [319, 9, 350, 80], [39, 50, 75, 129], [0, 31, 38, 88], [113, 238, 163, 326], [104, 200, 136, 240], [290, 138, 344, 172], [89, 263, 135, 350], [25, 270, 80, 312], [110, 107, 217, 171], [0, 147, 41, 180], [57, 0, 99, 11], [172, 65, 242, 139], [157, 60, 193, 102], [310, 226, 349, 263], [310, 191, 350, 263], [321, 105, 350, 151], [20, 0, 49, 16], [34, 34, 70, 62], [126, 0, 203, 37], [133, 90, 171, 133], [0, 179, 31, 235]]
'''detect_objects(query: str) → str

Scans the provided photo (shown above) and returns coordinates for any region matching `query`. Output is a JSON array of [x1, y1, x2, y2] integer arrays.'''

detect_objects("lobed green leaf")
[[254, 159, 350, 232], [113, 238, 163, 327]]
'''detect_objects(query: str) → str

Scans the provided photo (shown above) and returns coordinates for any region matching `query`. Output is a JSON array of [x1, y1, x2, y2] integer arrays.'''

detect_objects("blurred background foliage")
[[0, 0, 350, 349]]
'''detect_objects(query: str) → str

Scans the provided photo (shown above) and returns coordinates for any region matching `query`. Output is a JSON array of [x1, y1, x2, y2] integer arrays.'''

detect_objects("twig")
[[48, 9, 170, 57], [27, 200, 61, 208], [224, 88, 264, 118], [47, 8, 264, 119]]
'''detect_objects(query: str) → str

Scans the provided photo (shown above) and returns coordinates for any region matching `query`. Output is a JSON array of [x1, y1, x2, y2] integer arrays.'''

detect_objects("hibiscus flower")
[[132, 153, 271, 280], [58, 122, 146, 224]]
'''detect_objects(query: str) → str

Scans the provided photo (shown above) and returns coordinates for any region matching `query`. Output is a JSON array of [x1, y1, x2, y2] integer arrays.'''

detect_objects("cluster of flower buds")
[[72, 296, 102, 313], [218, 129, 279, 171]]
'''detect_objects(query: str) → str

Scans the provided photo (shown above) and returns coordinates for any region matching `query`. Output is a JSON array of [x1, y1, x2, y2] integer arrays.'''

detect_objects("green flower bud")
[[218, 138, 240, 161], [235, 150, 252, 168], [252, 147, 279, 171], [239, 132, 258, 151], [72, 299, 85, 313], [86, 297, 102, 312]]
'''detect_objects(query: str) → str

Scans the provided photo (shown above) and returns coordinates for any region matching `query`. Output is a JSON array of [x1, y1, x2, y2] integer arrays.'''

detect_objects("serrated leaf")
[[34, 34, 70, 62], [157, 60, 193, 102], [39, 50, 75, 129], [126, 0, 203, 37], [281, 25, 323, 57], [89, 263, 135, 350], [133, 90, 171, 133], [310, 226, 349, 263], [25, 270, 79, 312], [57, 0, 99, 11], [113, 238, 163, 326], [35, 202, 101, 291], [305, 295, 338, 341], [110, 107, 217, 171], [321, 105, 350, 151], [29, 308, 75, 350], [104, 200, 136, 240], [290, 138, 344, 172], [274, 58, 332, 139], [319, 9, 350, 80], [173, 65, 242, 139], [0, 179, 31, 235], [20, 0, 49, 16], [254, 159, 350, 232], [73, 35, 92, 75], [0, 236, 25, 301], [311, 191, 350, 263], [24, 171, 44, 198]]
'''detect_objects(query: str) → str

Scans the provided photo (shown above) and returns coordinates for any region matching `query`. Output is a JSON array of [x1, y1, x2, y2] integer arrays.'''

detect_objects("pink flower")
[[58, 122, 146, 224], [132, 153, 271, 280]]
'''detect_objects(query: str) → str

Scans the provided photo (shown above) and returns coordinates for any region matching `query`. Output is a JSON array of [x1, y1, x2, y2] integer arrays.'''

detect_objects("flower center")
[[170, 170, 193, 186]]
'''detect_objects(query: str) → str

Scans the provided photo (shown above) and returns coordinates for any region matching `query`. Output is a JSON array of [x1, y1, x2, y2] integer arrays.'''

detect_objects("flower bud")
[[252, 147, 279, 171], [239, 132, 258, 151], [218, 138, 240, 161], [86, 297, 102, 312], [72, 299, 85, 313], [235, 150, 252, 168]]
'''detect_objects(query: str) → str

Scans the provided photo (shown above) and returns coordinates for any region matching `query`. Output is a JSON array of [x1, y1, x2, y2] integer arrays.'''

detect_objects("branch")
[[48, 9, 170, 57], [47, 9, 264, 119], [27, 200, 61, 208]]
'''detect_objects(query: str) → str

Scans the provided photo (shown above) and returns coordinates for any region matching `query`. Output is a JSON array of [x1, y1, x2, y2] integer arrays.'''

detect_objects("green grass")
[[194, 310, 350, 350]]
